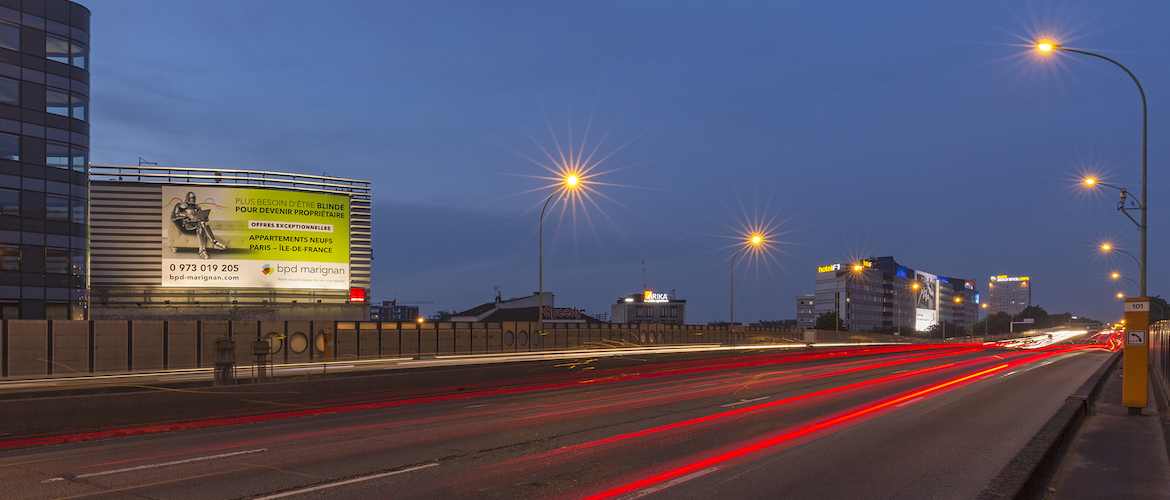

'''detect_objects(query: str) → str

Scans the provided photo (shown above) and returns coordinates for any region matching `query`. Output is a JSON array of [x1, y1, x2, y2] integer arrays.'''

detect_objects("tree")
[[927, 321, 965, 339], [815, 311, 845, 331], [1150, 295, 1169, 324], [429, 310, 454, 322]]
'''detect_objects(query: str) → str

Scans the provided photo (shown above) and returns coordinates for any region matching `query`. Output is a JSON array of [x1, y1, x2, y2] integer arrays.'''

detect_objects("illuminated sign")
[[817, 263, 842, 273], [161, 186, 351, 289], [990, 275, 1030, 282], [349, 287, 366, 303], [965, 282, 974, 290], [644, 291, 670, 302], [542, 306, 586, 320]]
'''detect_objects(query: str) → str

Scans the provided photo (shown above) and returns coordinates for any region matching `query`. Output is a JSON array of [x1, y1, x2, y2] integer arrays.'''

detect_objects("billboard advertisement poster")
[[915, 271, 938, 331], [161, 186, 350, 289]]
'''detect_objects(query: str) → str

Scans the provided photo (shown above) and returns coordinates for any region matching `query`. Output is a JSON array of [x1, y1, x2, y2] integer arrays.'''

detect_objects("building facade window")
[[0, 20, 17, 51], [0, 132, 18, 160], [47, 141, 68, 168], [0, 187, 17, 215], [71, 249, 85, 277], [0, 243, 18, 270], [0, 76, 16, 105], [72, 146, 87, 171], [46, 88, 69, 116], [46, 33, 69, 64], [45, 195, 69, 221], [46, 248, 69, 274], [71, 42, 87, 69], [71, 197, 85, 224]]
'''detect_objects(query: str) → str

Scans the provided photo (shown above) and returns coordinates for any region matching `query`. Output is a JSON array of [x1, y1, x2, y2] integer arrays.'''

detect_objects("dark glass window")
[[0, 187, 16, 215], [0, 132, 17, 161], [46, 141, 68, 169], [71, 146, 87, 172], [46, 34, 69, 64], [46, 88, 69, 117], [46, 248, 69, 274], [70, 197, 85, 224], [0, 243, 17, 271], [0, 21, 16, 51], [45, 194, 69, 221], [71, 94, 87, 121], [71, 42, 87, 70], [70, 249, 85, 277], [0, 76, 15, 106]]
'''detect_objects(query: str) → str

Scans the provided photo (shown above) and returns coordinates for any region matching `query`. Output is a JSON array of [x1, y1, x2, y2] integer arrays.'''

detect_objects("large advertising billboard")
[[915, 271, 938, 331], [161, 186, 350, 289]]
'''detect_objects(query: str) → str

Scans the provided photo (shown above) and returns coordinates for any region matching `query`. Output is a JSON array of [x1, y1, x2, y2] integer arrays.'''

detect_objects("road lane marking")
[[44, 449, 268, 482], [722, 396, 770, 407], [620, 467, 720, 499], [251, 462, 439, 499], [894, 396, 925, 408], [465, 404, 489, 408]]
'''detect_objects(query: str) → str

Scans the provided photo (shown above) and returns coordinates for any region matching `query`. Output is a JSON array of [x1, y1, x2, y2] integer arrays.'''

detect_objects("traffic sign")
[[1125, 301, 1150, 312]]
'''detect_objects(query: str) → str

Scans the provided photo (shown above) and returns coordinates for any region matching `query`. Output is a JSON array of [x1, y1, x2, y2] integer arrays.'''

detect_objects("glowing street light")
[[1041, 42, 1147, 298], [729, 234, 763, 344], [1101, 242, 1142, 271], [538, 174, 583, 333]]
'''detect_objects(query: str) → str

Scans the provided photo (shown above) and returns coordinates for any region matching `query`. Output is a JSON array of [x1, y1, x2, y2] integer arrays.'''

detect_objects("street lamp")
[[1101, 243, 1142, 271], [730, 234, 763, 344], [981, 302, 988, 342], [538, 175, 581, 336], [414, 316, 425, 360], [1042, 42, 1147, 298], [1112, 271, 1139, 290]]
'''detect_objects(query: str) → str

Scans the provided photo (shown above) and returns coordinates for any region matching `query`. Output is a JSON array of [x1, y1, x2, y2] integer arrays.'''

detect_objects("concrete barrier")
[[1, 319, 924, 380]]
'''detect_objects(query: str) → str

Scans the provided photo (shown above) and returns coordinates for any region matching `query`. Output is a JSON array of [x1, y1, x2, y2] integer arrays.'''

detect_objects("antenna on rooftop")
[[138, 157, 157, 167], [642, 261, 646, 290]]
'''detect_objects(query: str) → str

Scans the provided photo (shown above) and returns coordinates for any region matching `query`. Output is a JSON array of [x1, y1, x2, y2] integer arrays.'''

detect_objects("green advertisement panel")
[[161, 186, 350, 289]]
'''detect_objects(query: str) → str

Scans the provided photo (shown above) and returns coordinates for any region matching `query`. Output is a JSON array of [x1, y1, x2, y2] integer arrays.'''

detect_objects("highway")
[[0, 337, 1117, 499]]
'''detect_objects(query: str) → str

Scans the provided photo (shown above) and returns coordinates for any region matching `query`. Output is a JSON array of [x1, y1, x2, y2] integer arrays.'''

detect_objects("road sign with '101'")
[[1122, 298, 1150, 409]]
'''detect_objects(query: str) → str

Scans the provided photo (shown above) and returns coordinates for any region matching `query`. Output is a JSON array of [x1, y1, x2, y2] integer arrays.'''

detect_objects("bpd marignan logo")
[[261, 264, 273, 275]]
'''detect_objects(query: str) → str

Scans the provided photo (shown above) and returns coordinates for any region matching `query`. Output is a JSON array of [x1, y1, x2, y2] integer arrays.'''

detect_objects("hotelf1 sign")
[[160, 186, 350, 290]]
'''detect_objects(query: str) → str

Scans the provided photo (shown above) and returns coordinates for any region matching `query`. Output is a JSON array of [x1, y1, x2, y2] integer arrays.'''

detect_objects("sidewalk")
[[1045, 365, 1170, 499]]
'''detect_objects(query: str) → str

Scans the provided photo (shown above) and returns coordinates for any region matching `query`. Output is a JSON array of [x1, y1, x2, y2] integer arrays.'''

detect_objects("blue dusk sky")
[[88, 1, 1169, 324]]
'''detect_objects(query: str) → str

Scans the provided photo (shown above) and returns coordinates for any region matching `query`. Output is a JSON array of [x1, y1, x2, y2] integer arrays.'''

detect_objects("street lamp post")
[[1043, 43, 1147, 298], [730, 235, 762, 345], [538, 175, 579, 336]]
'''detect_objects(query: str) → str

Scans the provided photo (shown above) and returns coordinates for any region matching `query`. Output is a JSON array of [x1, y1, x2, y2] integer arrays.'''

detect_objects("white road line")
[[252, 463, 440, 499], [891, 369, 909, 374], [894, 396, 926, 408], [464, 404, 489, 408], [621, 467, 720, 499], [51, 449, 268, 482], [721, 396, 770, 407]]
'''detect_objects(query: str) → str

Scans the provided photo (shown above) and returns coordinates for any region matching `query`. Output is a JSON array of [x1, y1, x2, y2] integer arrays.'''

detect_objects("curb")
[[977, 350, 1122, 500]]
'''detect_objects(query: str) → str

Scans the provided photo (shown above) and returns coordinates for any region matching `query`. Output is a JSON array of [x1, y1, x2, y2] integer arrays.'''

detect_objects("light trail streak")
[[1, 346, 978, 450], [576, 347, 1086, 500]]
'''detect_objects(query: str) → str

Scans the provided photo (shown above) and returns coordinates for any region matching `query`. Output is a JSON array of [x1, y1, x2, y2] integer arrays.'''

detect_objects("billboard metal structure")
[[88, 165, 371, 320]]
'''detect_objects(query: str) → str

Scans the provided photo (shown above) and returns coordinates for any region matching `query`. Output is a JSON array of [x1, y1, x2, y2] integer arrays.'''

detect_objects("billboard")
[[915, 271, 938, 331], [161, 186, 350, 289]]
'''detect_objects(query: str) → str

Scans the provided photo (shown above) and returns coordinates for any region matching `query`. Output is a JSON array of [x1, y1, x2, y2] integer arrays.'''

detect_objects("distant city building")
[[987, 275, 1031, 316], [812, 256, 978, 332], [611, 290, 686, 325], [452, 292, 603, 324], [371, 300, 419, 322], [0, 1, 92, 319], [796, 294, 815, 328]]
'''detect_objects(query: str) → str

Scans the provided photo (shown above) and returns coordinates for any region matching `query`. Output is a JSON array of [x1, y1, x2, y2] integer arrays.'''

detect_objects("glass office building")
[[0, 0, 90, 319]]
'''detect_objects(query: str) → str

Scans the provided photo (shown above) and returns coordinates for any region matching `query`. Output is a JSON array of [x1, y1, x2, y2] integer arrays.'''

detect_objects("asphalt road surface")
[[0, 340, 1115, 500]]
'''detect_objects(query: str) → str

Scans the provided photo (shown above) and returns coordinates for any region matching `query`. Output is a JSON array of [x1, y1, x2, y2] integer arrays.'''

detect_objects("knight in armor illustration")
[[171, 191, 225, 259]]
